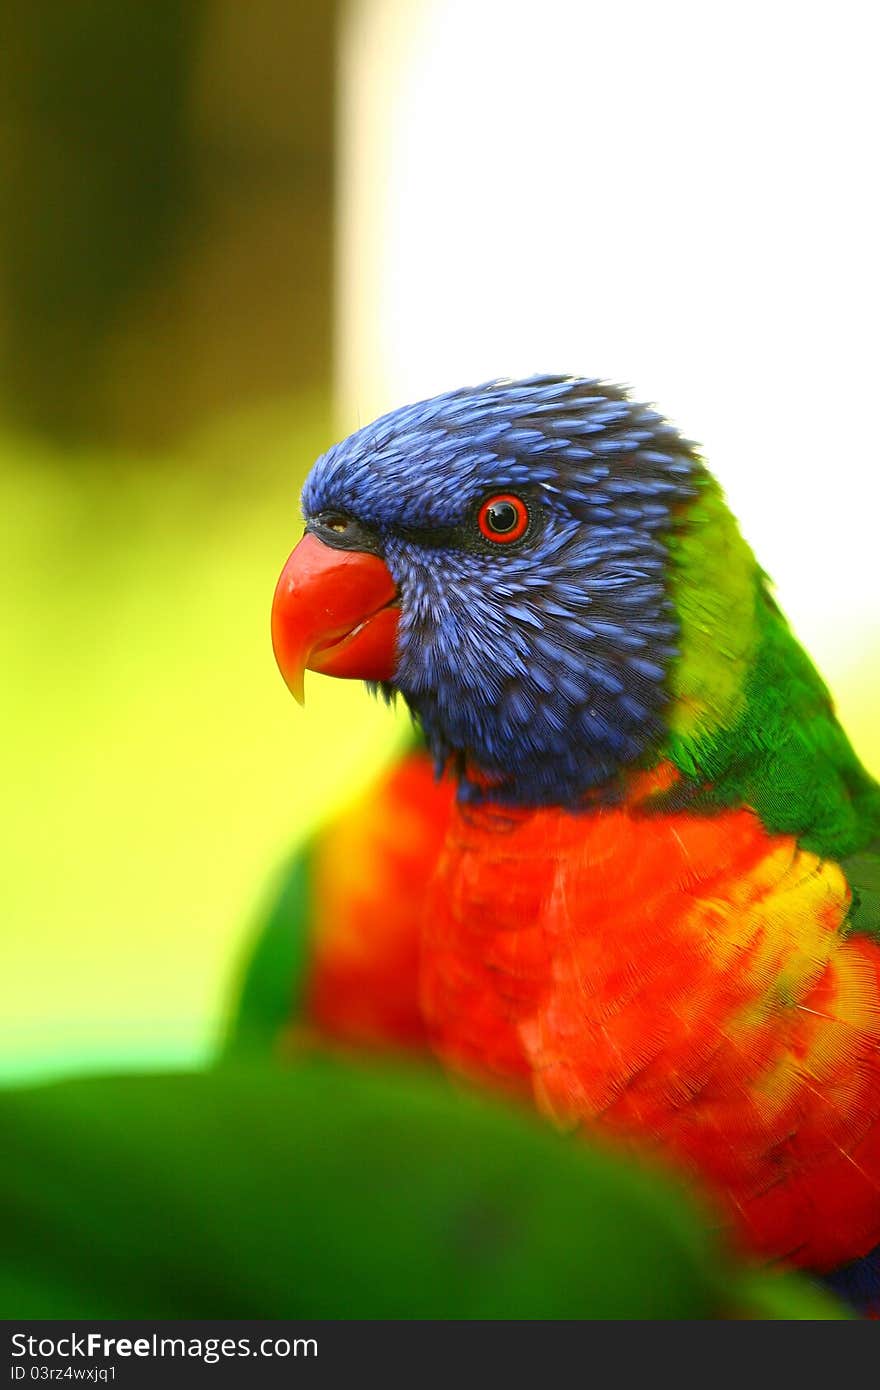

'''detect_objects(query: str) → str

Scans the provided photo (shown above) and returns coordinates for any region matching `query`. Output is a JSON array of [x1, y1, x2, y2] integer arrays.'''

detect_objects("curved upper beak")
[[271, 532, 400, 704]]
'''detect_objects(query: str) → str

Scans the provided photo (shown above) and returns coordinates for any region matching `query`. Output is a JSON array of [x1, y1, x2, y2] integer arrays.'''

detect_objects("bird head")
[[272, 376, 715, 808]]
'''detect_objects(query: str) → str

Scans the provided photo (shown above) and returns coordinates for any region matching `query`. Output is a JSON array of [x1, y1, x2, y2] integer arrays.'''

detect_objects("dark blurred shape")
[[0, 0, 336, 447], [0, 1, 201, 440], [0, 1060, 849, 1318]]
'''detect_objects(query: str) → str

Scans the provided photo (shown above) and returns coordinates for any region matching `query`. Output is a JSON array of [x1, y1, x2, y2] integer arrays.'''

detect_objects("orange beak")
[[271, 532, 400, 704]]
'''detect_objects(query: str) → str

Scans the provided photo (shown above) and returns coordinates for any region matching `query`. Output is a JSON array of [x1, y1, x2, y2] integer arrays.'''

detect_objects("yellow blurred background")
[[1, 0, 877, 1085], [0, 1, 406, 1083]]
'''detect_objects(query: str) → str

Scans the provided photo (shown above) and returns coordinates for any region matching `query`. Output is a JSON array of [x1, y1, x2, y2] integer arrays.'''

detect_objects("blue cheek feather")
[[302, 375, 701, 809]]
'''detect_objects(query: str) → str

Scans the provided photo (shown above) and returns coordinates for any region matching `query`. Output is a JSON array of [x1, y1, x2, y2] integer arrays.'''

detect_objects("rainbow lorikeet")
[[266, 376, 880, 1307]]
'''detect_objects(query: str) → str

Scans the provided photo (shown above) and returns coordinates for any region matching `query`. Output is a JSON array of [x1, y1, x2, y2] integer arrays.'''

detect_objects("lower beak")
[[271, 532, 400, 703]]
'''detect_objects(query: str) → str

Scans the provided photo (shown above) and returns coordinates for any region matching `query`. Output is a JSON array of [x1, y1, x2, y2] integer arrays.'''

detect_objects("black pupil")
[[486, 500, 519, 533]]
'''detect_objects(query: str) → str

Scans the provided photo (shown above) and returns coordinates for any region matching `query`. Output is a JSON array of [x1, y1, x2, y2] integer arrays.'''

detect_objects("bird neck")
[[658, 486, 880, 859]]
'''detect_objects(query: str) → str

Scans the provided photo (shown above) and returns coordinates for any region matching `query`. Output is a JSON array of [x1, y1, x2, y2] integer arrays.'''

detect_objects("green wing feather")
[[221, 842, 315, 1060], [841, 842, 880, 943]]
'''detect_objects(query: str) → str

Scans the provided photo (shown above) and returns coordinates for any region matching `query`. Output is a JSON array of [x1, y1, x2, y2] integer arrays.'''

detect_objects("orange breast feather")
[[304, 751, 455, 1052], [421, 766, 880, 1271]]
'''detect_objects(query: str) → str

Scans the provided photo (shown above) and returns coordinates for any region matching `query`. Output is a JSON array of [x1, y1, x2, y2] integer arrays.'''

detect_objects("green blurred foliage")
[[0, 1059, 849, 1319]]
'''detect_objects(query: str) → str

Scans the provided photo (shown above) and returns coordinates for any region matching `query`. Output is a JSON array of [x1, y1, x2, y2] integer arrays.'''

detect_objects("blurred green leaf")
[[0, 1060, 848, 1319]]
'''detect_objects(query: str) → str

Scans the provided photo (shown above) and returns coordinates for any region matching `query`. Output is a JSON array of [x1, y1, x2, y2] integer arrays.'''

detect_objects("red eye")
[[477, 493, 529, 544]]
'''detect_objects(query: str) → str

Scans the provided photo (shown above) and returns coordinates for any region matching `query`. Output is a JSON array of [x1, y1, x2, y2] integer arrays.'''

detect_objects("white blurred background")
[[339, 0, 878, 760]]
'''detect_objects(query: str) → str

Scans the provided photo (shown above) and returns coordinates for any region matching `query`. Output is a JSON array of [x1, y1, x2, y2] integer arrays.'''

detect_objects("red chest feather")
[[420, 766, 880, 1270], [305, 754, 456, 1052]]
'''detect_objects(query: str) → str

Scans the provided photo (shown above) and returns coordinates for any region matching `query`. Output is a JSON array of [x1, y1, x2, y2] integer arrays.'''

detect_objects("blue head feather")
[[302, 375, 701, 808]]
